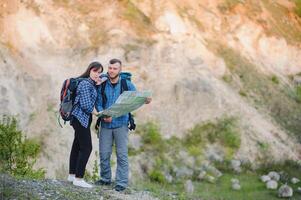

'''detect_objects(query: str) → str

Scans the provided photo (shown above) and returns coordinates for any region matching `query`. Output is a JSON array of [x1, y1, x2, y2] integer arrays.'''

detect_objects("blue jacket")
[[95, 77, 136, 129], [71, 78, 97, 128]]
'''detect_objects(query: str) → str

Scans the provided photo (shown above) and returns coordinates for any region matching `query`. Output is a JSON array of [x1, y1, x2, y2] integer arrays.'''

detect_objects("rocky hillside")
[[0, 0, 301, 178]]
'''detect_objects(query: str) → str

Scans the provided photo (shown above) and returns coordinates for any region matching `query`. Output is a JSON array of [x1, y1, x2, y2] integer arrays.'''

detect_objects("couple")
[[67, 59, 151, 191]]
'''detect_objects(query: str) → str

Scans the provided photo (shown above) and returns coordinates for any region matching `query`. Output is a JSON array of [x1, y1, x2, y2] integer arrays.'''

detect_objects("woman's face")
[[89, 67, 103, 83]]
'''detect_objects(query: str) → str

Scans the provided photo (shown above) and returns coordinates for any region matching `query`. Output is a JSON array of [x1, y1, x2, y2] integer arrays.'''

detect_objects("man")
[[95, 58, 151, 191]]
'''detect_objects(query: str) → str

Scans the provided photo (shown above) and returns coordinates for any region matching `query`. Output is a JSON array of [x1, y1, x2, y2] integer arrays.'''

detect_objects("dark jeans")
[[69, 116, 92, 178]]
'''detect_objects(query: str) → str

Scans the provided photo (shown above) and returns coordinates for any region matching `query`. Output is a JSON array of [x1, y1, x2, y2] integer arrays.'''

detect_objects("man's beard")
[[109, 73, 119, 80]]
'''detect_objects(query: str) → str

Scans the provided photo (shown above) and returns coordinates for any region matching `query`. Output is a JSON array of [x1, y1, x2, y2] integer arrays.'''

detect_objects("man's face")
[[108, 62, 121, 79]]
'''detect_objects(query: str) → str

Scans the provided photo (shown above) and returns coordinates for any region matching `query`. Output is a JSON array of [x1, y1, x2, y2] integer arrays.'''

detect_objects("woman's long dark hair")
[[78, 62, 103, 78]]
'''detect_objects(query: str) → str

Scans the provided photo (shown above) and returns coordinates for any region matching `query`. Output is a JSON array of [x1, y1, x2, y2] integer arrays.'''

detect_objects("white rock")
[[205, 175, 216, 183], [278, 184, 293, 198], [231, 160, 241, 169], [184, 180, 194, 194], [268, 171, 280, 181], [261, 175, 271, 183], [231, 178, 240, 184], [198, 171, 207, 180], [232, 183, 241, 190], [266, 180, 278, 190], [297, 187, 301, 194], [291, 177, 300, 184]]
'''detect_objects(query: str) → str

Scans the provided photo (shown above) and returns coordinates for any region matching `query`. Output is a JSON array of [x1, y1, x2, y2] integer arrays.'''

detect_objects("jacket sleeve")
[[77, 81, 95, 114], [95, 86, 104, 112]]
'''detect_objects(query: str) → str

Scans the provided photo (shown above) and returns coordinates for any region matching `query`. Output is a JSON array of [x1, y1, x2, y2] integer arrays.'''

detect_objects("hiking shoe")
[[115, 185, 126, 192], [94, 179, 111, 186], [73, 179, 93, 188]]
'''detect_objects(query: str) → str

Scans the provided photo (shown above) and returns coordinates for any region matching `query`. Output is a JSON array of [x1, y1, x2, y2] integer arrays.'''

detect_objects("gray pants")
[[99, 126, 129, 187]]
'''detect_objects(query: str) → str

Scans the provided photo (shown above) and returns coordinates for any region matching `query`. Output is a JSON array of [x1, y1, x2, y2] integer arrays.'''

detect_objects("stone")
[[278, 184, 293, 198], [261, 175, 271, 183], [175, 166, 194, 178], [198, 171, 207, 180], [297, 187, 301, 194], [291, 177, 300, 184], [184, 180, 194, 194], [266, 180, 278, 190], [165, 173, 173, 183], [232, 183, 241, 190], [205, 175, 216, 183], [231, 160, 241, 169], [231, 178, 239, 185], [268, 171, 280, 181], [231, 160, 242, 173]]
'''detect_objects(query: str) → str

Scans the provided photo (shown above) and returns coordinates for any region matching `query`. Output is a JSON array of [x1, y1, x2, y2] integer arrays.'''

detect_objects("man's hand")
[[103, 117, 112, 123], [145, 97, 152, 104]]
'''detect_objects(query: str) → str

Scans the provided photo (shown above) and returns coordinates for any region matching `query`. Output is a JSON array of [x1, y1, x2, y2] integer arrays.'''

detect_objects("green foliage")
[[295, 85, 301, 102], [137, 122, 164, 148], [218, 0, 242, 12], [122, 0, 155, 35], [271, 75, 279, 84], [0, 115, 45, 179], [148, 169, 166, 184], [183, 117, 241, 157], [295, 0, 301, 18]]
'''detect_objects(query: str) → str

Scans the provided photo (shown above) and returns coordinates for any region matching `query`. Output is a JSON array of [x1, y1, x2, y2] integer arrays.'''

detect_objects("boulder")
[[260, 175, 271, 183], [268, 171, 280, 181], [278, 184, 293, 198], [266, 180, 278, 190], [232, 183, 241, 190], [291, 177, 300, 184], [184, 180, 194, 194]]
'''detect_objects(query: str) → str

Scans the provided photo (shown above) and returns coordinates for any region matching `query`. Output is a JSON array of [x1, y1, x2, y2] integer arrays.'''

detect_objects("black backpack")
[[95, 73, 136, 131], [58, 78, 84, 127]]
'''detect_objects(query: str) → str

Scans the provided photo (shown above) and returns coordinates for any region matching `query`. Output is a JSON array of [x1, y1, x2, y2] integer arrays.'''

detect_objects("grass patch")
[[121, 0, 155, 36], [218, 0, 243, 13], [134, 171, 301, 200], [295, 0, 301, 17], [183, 116, 241, 158], [262, 0, 301, 44]]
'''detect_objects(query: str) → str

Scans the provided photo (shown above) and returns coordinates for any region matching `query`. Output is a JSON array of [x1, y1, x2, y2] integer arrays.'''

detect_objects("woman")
[[67, 62, 103, 188]]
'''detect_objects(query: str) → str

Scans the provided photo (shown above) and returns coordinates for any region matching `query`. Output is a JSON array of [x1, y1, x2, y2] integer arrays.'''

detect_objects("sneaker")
[[115, 185, 126, 192], [67, 174, 75, 182], [73, 179, 93, 188], [94, 179, 111, 186]]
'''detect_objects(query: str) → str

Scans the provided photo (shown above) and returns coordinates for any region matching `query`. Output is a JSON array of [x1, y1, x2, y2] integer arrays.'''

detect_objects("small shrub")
[[0, 115, 45, 179], [295, 0, 301, 17], [148, 169, 166, 184], [271, 75, 279, 84]]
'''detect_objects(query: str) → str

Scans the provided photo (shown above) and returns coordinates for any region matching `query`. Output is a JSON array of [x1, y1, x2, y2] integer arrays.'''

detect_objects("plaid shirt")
[[96, 77, 136, 129], [72, 78, 97, 128]]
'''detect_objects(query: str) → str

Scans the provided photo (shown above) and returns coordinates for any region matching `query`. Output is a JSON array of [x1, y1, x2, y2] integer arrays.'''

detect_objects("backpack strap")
[[100, 80, 107, 109], [120, 78, 129, 94]]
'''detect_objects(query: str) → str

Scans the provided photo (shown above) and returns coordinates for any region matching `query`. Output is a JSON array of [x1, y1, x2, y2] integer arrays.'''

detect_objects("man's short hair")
[[109, 58, 122, 66]]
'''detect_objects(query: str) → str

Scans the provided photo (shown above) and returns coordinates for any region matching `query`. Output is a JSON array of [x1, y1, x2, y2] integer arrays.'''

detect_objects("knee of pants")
[[116, 152, 128, 165], [100, 152, 112, 161]]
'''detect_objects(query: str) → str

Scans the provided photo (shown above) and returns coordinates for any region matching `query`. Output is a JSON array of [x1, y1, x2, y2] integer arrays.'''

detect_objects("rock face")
[[278, 185, 293, 198], [0, 0, 301, 178]]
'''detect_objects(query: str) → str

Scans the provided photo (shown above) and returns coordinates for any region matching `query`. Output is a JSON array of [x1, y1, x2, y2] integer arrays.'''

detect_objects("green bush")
[[138, 122, 163, 146], [148, 169, 166, 184], [0, 115, 45, 179], [295, 0, 301, 17]]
